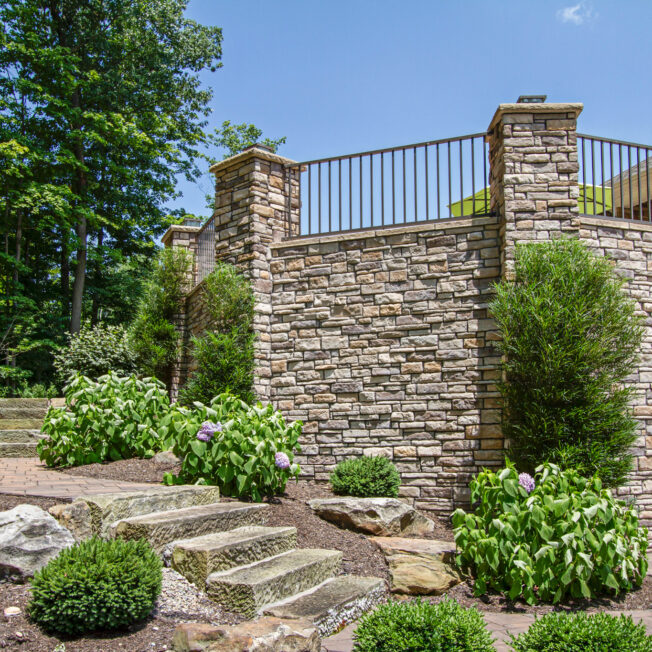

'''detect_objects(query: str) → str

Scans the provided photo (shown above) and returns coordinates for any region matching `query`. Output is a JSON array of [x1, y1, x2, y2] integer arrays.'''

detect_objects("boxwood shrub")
[[353, 598, 494, 652], [330, 456, 401, 498], [453, 461, 648, 604], [510, 612, 652, 651], [29, 538, 162, 635]]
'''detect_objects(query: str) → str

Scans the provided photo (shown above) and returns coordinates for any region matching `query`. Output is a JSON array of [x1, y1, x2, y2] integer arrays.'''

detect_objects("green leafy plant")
[[509, 611, 652, 651], [179, 263, 255, 405], [453, 462, 648, 604], [352, 598, 495, 652], [130, 247, 193, 386], [490, 238, 644, 487], [37, 373, 172, 467], [29, 538, 162, 636], [163, 392, 301, 501], [53, 323, 138, 383], [330, 456, 401, 498]]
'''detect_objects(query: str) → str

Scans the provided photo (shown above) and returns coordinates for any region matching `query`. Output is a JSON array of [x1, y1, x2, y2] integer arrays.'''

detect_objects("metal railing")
[[196, 217, 215, 283], [577, 134, 652, 221], [285, 133, 491, 237]]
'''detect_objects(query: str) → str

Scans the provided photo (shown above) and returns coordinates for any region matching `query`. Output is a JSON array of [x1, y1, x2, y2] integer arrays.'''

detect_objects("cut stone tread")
[[0, 430, 46, 443], [263, 575, 387, 637], [0, 442, 39, 457], [109, 502, 268, 551], [78, 485, 222, 535], [0, 418, 44, 430], [171, 525, 297, 586], [0, 407, 48, 419], [206, 548, 342, 619], [0, 398, 48, 408]]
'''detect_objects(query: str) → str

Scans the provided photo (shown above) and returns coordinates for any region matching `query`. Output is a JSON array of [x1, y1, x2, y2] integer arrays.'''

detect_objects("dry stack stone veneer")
[[165, 102, 652, 526]]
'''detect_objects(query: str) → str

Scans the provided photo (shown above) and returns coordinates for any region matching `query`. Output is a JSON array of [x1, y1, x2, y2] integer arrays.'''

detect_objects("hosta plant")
[[162, 392, 301, 501], [38, 373, 172, 467], [453, 462, 648, 604]]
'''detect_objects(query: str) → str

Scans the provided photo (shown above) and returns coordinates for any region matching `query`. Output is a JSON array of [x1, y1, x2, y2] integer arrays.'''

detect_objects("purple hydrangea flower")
[[275, 452, 290, 470], [518, 472, 535, 494], [196, 421, 223, 442]]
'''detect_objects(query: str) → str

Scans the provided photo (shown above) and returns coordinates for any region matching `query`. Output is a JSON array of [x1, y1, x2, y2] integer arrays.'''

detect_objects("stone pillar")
[[209, 146, 300, 400], [487, 102, 583, 277]]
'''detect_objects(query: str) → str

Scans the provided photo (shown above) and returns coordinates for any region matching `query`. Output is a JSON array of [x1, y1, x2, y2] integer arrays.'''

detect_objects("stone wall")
[[579, 215, 652, 526], [268, 218, 502, 515]]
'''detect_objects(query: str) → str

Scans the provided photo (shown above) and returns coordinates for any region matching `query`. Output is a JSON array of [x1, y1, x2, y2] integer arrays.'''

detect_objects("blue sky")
[[175, 0, 652, 217]]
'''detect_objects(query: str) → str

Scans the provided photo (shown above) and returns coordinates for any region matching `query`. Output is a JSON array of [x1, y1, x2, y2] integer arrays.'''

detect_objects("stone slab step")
[[0, 406, 48, 419], [109, 502, 268, 551], [206, 548, 342, 619], [263, 575, 387, 637], [0, 418, 44, 430], [0, 429, 46, 443], [0, 442, 39, 457], [77, 485, 223, 536], [0, 398, 48, 408], [171, 526, 297, 587]]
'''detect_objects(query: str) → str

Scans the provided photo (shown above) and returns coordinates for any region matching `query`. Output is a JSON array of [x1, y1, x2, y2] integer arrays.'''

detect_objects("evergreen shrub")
[[490, 238, 644, 487], [330, 456, 401, 498], [29, 538, 162, 635]]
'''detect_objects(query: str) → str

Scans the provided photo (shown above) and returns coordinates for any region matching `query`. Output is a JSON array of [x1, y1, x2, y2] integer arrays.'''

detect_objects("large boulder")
[[371, 536, 462, 595], [0, 504, 75, 581], [49, 501, 93, 541], [308, 497, 434, 537], [172, 617, 320, 652]]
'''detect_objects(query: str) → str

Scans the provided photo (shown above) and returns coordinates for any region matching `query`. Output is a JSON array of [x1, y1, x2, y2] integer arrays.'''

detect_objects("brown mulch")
[[60, 457, 181, 484], [0, 495, 63, 513]]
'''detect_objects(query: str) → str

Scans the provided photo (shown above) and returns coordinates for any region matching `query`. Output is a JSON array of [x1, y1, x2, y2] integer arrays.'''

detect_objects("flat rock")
[[172, 617, 320, 652], [308, 497, 435, 537], [77, 485, 221, 535], [153, 450, 181, 464], [49, 501, 92, 541], [0, 505, 75, 581], [263, 575, 387, 637], [371, 536, 461, 595]]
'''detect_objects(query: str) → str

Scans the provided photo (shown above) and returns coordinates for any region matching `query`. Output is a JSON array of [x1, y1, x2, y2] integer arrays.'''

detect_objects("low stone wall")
[[268, 217, 502, 516]]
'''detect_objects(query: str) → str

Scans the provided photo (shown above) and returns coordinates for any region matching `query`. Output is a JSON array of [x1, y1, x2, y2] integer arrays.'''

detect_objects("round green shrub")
[[353, 598, 495, 652], [29, 538, 162, 635], [330, 456, 401, 498], [453, 461, 648, 605], [510, 612, 652, 651]]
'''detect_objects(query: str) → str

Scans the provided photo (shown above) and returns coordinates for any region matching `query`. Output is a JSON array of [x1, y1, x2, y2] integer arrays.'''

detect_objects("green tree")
[[490, 238, 644, 487]]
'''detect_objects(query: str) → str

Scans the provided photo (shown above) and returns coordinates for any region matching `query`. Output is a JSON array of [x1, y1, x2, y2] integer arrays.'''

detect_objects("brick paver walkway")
[[323, 609, 652, 652], [0, 457, 153, 499]]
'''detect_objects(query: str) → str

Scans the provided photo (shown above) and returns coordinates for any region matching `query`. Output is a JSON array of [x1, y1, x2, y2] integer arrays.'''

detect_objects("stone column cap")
[[488, 102, 583, 132], [209, 146, 297, 175], [161, 223, 201, 246]]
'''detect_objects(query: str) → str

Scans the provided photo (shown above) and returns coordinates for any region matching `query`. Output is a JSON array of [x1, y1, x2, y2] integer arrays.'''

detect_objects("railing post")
[[487, 102, 583, 277], [208, 146, 300, 399]]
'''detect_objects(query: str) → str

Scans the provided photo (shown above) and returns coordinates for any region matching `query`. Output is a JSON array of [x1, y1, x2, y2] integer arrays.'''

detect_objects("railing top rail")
[[285, 132, 487, 168], [578, 133, 652, 150]]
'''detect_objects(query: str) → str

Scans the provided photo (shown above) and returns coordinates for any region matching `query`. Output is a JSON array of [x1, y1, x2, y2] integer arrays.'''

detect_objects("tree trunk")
[[60, 229, 70, 315], [13, 210, 22, 286], [91, 227, 103, 326]]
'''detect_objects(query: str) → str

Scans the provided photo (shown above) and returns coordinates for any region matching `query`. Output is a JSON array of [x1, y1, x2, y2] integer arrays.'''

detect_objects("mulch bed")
[[1, 456, 651, 651]]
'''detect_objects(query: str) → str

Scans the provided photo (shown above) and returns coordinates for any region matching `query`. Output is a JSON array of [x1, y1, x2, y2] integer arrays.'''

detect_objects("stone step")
[[0, 418, 44, 430], [109, 502, 268, 551], [206, 548, 342, 619], [0, 429, 46, 443], [171, 526, 297, 587], [263, 575, 387, 637], [0, 398, 48, 408], [77, 485, 223, 536], [0, 442, 39, 457], [0, 406, 48, 419]]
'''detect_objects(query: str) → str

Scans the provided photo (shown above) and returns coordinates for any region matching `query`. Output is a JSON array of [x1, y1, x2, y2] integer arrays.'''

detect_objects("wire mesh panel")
[[196, 218, 215, 283], [286, 133, 491, 237], [578, 134, 652, 222]]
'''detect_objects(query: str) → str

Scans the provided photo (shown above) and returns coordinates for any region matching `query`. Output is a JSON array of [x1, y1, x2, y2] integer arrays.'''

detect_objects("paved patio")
[[0, 457, 152, 499], [323, 609, 652, 652]]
